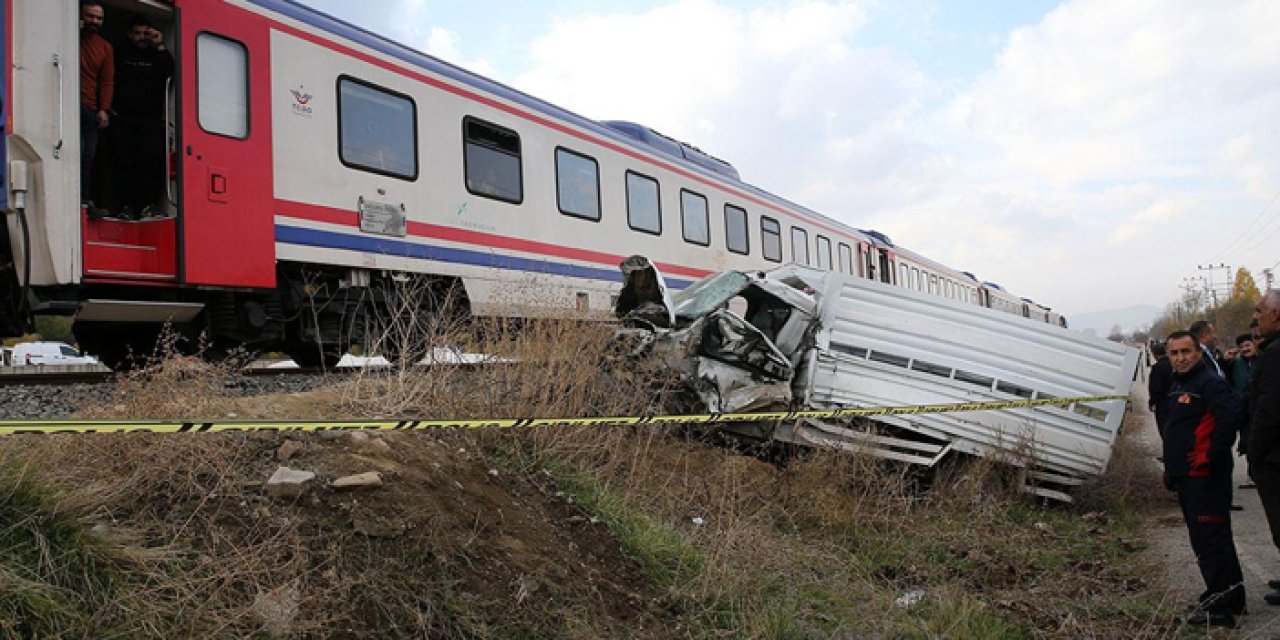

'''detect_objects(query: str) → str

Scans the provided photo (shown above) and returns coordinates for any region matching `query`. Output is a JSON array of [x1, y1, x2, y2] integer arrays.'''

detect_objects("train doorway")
[[79, 0, 179, 283]]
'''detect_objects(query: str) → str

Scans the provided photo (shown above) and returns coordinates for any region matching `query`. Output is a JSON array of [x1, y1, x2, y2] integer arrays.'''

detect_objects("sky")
[[300, 0, 1280, 318]]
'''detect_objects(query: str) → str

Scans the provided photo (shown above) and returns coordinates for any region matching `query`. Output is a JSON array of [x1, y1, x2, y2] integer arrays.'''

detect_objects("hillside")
[[1069, 304, 1161, 335], [1, 323, 1179, 638]]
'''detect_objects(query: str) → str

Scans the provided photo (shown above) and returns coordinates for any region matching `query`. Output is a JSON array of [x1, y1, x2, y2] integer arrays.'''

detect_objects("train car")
[[882, 238, 982, 307], [0, 0, 1062, 368]]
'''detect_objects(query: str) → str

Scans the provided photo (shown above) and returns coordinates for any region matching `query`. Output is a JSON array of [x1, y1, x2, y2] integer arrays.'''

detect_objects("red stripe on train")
[[275, 199, 713, 280]]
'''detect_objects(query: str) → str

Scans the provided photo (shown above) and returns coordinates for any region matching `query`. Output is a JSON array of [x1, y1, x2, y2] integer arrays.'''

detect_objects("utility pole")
[[1265, 268, 1275, 290], [1180, 277, 1201, 297], [1197, 263, 1230, 307]]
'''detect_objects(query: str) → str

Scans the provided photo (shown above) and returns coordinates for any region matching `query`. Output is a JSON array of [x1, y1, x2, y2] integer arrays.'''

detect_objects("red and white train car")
[[0, 0, 1062, 367]]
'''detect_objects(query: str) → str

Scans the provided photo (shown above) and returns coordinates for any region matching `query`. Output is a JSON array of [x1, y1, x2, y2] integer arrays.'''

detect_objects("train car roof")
[[258, 0, 870, 243], [860, 229, 894, 247], [888, 242, 977, 281]]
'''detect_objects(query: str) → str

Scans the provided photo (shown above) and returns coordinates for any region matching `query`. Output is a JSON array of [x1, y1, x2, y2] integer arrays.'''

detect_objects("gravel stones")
[[0, 373, 340, 420]]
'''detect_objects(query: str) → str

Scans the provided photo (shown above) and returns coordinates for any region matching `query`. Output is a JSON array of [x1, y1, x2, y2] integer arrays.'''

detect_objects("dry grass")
[[0, 301, 1177, 638]]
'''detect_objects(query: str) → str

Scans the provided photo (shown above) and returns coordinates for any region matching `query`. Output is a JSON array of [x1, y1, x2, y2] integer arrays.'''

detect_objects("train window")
[[816, 236, 832, 270], [681, 190, 710, 246], [555, 148, 600, 221], [625, 171, 661, 234], [337, 76, 418, 180], [464, 117, 522, 203], [760, 216, 782, 261], [912, 267, 920, 290], [197, 33, 249, 139], [899, 264, 909, 287], [838, 243, 852, 275], [791, 227, 809, 265], [724, 204, 748, 254], [929, 274, 938, 294]]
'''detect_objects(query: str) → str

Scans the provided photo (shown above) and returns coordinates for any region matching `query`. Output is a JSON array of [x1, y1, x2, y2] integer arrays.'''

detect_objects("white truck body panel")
[[771, 264, 1139, 479], [617, 258, 1139, 498]]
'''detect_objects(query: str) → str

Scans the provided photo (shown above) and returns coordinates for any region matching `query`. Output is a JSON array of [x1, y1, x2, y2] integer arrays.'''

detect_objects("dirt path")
[[1136, 377, 1280, 637]]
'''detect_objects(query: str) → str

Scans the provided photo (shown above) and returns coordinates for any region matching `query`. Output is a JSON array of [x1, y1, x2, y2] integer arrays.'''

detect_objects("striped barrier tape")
[[0, 394, 1129, 435]]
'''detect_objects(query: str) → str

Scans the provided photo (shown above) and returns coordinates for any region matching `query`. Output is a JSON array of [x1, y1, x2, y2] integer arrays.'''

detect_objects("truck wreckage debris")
[[615, 256, 1140, 501]]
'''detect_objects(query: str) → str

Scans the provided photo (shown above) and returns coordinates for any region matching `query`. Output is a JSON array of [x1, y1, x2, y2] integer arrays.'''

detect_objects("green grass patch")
[[549, 462, 705, 589], [0, 463, 123, 638]]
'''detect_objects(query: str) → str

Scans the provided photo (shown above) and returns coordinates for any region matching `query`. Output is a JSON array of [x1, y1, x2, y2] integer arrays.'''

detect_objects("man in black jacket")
[[1148, 340, 1172, 438], [1247, 290, 1280, 604], [110, 16, 173, 218], [1163, 330, 1245, 627]]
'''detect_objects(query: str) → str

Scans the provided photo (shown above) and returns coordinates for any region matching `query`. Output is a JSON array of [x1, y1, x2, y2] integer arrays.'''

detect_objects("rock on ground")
[[265, 466, 316, 499]]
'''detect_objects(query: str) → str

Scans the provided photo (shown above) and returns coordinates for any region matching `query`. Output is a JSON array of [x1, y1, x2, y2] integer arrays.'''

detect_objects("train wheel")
[[284, 341, 345, 370]]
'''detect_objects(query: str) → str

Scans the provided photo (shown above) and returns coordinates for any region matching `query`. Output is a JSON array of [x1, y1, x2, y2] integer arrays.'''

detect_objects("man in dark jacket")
[[1247, 290, 1280, 604], [1148, 340, 1172, 438], [1190, 320, 1224, 377], [1163, 330, 1246, 627], [110, 16, 173, 218]]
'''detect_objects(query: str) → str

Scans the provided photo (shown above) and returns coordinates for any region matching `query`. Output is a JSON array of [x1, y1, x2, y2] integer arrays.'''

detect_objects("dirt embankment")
[[1, 326, 1190, 638]]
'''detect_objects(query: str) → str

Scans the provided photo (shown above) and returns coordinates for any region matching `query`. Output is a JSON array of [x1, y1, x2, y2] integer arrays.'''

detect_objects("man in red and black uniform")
[[79, 1, 113, 212], [1163, 329, 1246, 628]]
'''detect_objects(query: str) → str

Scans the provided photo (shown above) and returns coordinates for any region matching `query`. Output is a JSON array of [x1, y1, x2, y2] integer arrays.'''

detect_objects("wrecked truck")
[[615, 256, 1140, 501]]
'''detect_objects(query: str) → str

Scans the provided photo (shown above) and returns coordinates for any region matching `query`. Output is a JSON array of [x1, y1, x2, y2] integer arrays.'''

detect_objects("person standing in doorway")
[[79, 1, 113, 217], [111, 16, 173, 218]]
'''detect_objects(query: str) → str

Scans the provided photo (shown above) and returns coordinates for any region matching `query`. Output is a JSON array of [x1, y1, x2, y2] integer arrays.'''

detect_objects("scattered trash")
[[895, 590, 925, 608], [691, 517, 705, 526]]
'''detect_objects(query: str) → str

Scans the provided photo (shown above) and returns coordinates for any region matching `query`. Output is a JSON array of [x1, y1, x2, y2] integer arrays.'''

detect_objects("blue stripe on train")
[[274, 225, 694, 289]]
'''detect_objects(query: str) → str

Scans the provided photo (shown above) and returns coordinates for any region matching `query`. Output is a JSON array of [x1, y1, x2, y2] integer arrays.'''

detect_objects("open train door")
[[175, 0, 274, 287]]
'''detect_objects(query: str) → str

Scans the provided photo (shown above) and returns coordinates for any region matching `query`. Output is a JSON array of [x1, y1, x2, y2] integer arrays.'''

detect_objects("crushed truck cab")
[[616, 256, 1140, 501]]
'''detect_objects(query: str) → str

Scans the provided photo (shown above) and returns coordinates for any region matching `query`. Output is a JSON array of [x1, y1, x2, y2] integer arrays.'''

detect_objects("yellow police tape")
[[0, 394, 1128, 435]]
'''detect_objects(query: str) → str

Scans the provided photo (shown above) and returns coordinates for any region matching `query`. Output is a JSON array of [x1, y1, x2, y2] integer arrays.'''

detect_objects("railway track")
[[0, 358, 510, 387]]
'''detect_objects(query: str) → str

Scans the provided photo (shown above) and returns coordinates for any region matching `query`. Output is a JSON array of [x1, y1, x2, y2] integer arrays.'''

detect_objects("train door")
[[175, 0, 274, 287]]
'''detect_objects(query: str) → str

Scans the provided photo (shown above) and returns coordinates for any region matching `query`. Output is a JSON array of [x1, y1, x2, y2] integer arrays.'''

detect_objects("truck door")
[[176, 0, 274, 287]]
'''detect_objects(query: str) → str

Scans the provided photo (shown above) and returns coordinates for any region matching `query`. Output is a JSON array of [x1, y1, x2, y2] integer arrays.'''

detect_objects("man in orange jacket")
[[79, 2, 114, 215]]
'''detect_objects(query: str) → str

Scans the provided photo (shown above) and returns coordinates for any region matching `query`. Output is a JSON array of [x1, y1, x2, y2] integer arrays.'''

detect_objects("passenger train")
[[0, 0, 1065, 368]]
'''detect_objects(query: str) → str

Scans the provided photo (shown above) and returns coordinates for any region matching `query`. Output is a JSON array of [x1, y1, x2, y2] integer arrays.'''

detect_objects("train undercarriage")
[[0, 246, 469, 370]]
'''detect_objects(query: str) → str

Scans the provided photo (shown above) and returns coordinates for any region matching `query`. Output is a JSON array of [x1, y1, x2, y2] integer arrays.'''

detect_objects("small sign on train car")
[[358, 197, 407, 237]]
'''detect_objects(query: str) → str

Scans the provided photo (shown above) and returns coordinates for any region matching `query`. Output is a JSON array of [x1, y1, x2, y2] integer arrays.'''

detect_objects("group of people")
[[1147, 290, 1280, 628], [79, 1, 173, 220]]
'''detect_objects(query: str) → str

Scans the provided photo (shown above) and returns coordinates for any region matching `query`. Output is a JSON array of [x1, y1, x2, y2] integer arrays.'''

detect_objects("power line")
[[1233, 214, 1280, 264], [1212, 186, 1280, 260]]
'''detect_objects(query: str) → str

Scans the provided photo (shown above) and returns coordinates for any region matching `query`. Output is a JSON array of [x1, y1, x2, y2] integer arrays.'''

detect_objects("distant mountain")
[[1068, 305, 1161, 335]]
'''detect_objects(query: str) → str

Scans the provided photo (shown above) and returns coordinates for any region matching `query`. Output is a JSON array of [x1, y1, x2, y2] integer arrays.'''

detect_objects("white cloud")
[[505, 0, 1280, 315], [1107, 198, 1188, 245], [422, 26, 497, 76]]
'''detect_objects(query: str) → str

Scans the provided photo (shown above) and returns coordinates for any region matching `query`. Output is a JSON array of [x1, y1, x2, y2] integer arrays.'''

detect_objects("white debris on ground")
[[257, 346, 509, 369]]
